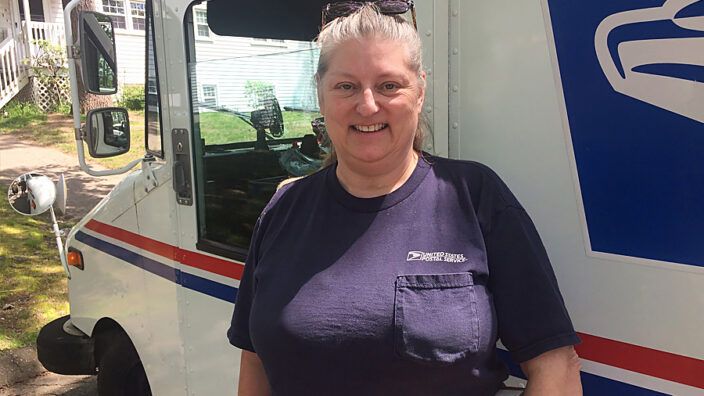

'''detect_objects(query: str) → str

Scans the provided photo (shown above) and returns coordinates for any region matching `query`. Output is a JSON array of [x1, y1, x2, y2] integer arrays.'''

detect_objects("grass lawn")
[[0, 200, 71, 353], [0, 111, 146, 171], [200, 110, 321, 145]]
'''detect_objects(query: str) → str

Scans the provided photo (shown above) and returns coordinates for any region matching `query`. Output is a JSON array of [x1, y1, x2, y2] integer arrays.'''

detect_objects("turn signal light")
[[67, 249, 84, 270]]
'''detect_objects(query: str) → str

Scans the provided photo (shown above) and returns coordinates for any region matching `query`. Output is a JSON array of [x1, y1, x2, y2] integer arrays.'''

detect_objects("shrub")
[[52, 100, 72, 115], [0, 101, 46, 131], [118, 85, 145, 111], [244, 80, 275, 109], [4, 101, 44, 118]]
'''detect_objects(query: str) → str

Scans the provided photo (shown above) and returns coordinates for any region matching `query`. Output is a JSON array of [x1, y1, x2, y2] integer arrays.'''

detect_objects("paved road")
[[0, 133, 123, 395]]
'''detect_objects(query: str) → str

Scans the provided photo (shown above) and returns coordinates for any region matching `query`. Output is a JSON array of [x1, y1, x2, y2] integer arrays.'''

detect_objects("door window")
[[186, 2, 322, 259]]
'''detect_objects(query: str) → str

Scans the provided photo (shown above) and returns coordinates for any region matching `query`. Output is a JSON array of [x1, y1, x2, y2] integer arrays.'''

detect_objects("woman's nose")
[[356, 88, 379, 116]]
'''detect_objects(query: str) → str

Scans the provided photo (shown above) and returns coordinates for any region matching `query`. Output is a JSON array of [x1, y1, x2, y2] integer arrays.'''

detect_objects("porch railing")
[[27, 21, 66, 51], [0, 21, 66, 108], [0, 35, 29, 109]]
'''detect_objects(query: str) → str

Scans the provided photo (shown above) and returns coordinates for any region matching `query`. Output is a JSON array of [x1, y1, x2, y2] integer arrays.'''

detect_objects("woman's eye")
[[339, 83, 353, 90], [383, 83, 397, 90]]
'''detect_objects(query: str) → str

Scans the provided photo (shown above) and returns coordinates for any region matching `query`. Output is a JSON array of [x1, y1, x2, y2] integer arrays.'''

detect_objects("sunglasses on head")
[[322, 1, 416, 30]]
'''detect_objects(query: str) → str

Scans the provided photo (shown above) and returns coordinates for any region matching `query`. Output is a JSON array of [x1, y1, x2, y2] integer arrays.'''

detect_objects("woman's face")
[[317, 37, 425, 169]]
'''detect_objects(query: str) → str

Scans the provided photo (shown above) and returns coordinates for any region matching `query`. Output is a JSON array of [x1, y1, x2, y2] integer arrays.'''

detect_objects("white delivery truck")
[[31, 0, 703, 395]]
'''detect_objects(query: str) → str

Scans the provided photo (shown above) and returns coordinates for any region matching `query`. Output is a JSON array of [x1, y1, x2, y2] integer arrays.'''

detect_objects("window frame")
[[144, 0, 164, 158], [130, 0, 146, 31], [201, 84, 218, 108], [193, 8, 211, 40], [101, 0, 127, 30]]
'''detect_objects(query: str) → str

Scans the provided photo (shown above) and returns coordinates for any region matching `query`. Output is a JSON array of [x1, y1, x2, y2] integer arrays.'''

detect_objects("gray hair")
[[315, 5, 428, 167]]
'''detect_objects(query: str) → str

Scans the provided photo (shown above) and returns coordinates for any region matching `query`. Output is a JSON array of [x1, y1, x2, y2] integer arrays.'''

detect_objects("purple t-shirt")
[[228, 155, 579, 395]]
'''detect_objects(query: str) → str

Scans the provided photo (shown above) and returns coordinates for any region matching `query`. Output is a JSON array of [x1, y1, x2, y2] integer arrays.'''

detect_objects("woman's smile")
[[352, 123, 388, 133]]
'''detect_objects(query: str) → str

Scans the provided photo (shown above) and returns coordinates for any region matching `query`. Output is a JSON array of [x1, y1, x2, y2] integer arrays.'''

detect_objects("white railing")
[[0, 21, 66, 108], [27, 21, 66, 57], [0, 35, 29, 108]]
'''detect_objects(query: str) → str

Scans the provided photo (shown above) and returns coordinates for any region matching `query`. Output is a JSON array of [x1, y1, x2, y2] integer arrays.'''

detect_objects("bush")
[[0, 101, 46, 131], [118, 85, 145, 111], [52, 100, 72, 115], [4, 101, 43, 118], [244, 80, 275, 109]]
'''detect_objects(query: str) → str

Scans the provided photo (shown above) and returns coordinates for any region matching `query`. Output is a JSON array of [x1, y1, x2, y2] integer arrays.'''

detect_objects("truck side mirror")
[[79, 11, 117, 95], [8, 174, 56, 216], [85, 108, 130, 158]]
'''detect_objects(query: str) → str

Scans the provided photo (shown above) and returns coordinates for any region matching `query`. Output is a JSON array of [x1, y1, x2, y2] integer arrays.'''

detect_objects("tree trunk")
[[63, 0, 113, 112]]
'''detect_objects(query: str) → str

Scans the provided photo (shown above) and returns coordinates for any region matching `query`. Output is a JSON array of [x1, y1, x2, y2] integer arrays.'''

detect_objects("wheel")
[[96, 330, 151, 396]]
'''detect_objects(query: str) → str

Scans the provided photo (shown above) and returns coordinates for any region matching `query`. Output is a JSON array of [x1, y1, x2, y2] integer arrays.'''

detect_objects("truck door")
[[178, 2, 323, 393]]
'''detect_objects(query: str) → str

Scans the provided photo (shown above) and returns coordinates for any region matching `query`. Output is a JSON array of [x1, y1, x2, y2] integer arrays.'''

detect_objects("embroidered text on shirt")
[[406, 251, 468, 263]]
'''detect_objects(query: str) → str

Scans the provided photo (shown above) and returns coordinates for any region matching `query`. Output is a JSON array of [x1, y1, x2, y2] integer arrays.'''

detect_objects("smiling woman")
[[317, 37, 425, 196], [227, 4, 582, 396]]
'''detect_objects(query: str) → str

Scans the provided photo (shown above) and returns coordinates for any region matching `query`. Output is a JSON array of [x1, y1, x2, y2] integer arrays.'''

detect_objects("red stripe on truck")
[[85, 219, 244, 281], [576, 332, 704, 389]]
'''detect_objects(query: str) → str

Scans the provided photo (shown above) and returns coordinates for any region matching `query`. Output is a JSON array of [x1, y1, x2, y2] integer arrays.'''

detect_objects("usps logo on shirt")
[[546, 0, 704, 268], [407, 251, 468, 263]]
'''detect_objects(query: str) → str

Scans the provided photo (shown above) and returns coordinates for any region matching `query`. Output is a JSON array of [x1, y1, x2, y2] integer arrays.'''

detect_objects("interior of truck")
[[186, 0, 328, 259]]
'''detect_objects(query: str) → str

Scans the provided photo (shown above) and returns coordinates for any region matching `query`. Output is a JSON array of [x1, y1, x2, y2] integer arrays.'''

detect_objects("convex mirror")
[[8, 173, 57, 216], [79, 11, 117, 94], [85, 108, 130, 157]]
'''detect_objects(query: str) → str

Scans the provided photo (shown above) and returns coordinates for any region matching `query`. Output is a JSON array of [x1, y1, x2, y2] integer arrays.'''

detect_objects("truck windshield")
[[187, 2, 323, 258]]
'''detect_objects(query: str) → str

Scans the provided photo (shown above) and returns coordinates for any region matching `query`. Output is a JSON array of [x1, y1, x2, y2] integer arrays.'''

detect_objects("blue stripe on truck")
[[74, 231, 238, 303]]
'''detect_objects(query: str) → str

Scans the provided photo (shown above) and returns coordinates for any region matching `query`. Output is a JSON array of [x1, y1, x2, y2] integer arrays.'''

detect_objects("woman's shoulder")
[[260, 167, 329, 218], [427, 154, 520, 209], [428, 154, 506, 185]]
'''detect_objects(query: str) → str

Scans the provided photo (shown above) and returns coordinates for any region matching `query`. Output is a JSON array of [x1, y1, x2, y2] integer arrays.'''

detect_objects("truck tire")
[[96, 330, 151, 396]]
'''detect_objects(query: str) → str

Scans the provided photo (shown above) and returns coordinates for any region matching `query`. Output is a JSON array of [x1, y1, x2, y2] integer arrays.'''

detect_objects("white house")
[[0, 0, 65, 109]]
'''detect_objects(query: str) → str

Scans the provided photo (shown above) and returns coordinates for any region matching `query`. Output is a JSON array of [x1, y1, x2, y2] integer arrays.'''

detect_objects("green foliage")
[[24, 40, 69, 109], [0, 102, 46, 131], [244, 80, 276, 109], [52, 100, 72, 115], [118, 85, 145, 111]]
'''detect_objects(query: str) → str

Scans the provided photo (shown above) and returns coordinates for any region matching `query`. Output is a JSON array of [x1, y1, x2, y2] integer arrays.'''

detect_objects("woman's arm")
[[520, 345, 582, 396], [238, 350, 272, 396]]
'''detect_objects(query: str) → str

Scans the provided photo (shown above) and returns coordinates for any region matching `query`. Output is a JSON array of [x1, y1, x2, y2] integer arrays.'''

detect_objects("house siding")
[[114, 32, 144, 85], [191, 38, 319, 112]]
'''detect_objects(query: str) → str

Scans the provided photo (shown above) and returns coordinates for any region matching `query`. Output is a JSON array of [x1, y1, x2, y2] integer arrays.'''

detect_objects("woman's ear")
[[416, 71, 426, 112]]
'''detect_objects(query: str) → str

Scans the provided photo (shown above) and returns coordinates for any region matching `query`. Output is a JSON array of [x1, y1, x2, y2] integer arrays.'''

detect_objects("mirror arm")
[[75, 139, 141, 176], [49, 206, 71, 280]]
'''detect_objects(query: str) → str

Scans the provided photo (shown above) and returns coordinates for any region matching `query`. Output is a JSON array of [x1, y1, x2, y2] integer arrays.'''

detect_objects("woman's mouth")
[[352, 123, 388, 133]]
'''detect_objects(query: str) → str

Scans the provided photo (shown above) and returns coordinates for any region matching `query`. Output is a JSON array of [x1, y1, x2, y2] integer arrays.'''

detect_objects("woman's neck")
[[336, 151, 419, 198]]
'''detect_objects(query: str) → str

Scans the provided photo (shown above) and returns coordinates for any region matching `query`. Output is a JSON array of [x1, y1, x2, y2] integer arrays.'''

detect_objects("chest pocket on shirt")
[[394, 272, 479, 364]]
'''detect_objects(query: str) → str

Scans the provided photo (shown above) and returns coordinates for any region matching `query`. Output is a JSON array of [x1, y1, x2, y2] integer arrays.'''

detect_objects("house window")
[[194, 9, 209, 38], [202, 84, 217, 108], [102, 0, 126, 29], [18, 0, 45, 22], [130, 1, 145, 31], [251, 38, 286, 45]]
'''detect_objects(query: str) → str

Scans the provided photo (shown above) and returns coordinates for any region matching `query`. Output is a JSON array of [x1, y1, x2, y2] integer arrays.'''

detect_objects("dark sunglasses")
[[322, 1, 416, 30]]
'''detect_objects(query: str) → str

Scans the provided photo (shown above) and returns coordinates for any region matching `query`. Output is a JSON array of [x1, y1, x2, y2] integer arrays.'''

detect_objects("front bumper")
[[36, 315, 97, 375]]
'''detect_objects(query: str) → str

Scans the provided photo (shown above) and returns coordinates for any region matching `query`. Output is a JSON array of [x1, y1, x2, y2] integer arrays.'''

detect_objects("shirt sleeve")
[[227, 216, 264, 353], [485, 204, 581, 363]]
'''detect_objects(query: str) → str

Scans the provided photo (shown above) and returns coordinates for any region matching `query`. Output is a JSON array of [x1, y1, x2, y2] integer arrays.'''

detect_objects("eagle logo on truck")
[[594, 0, 704, 123]]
